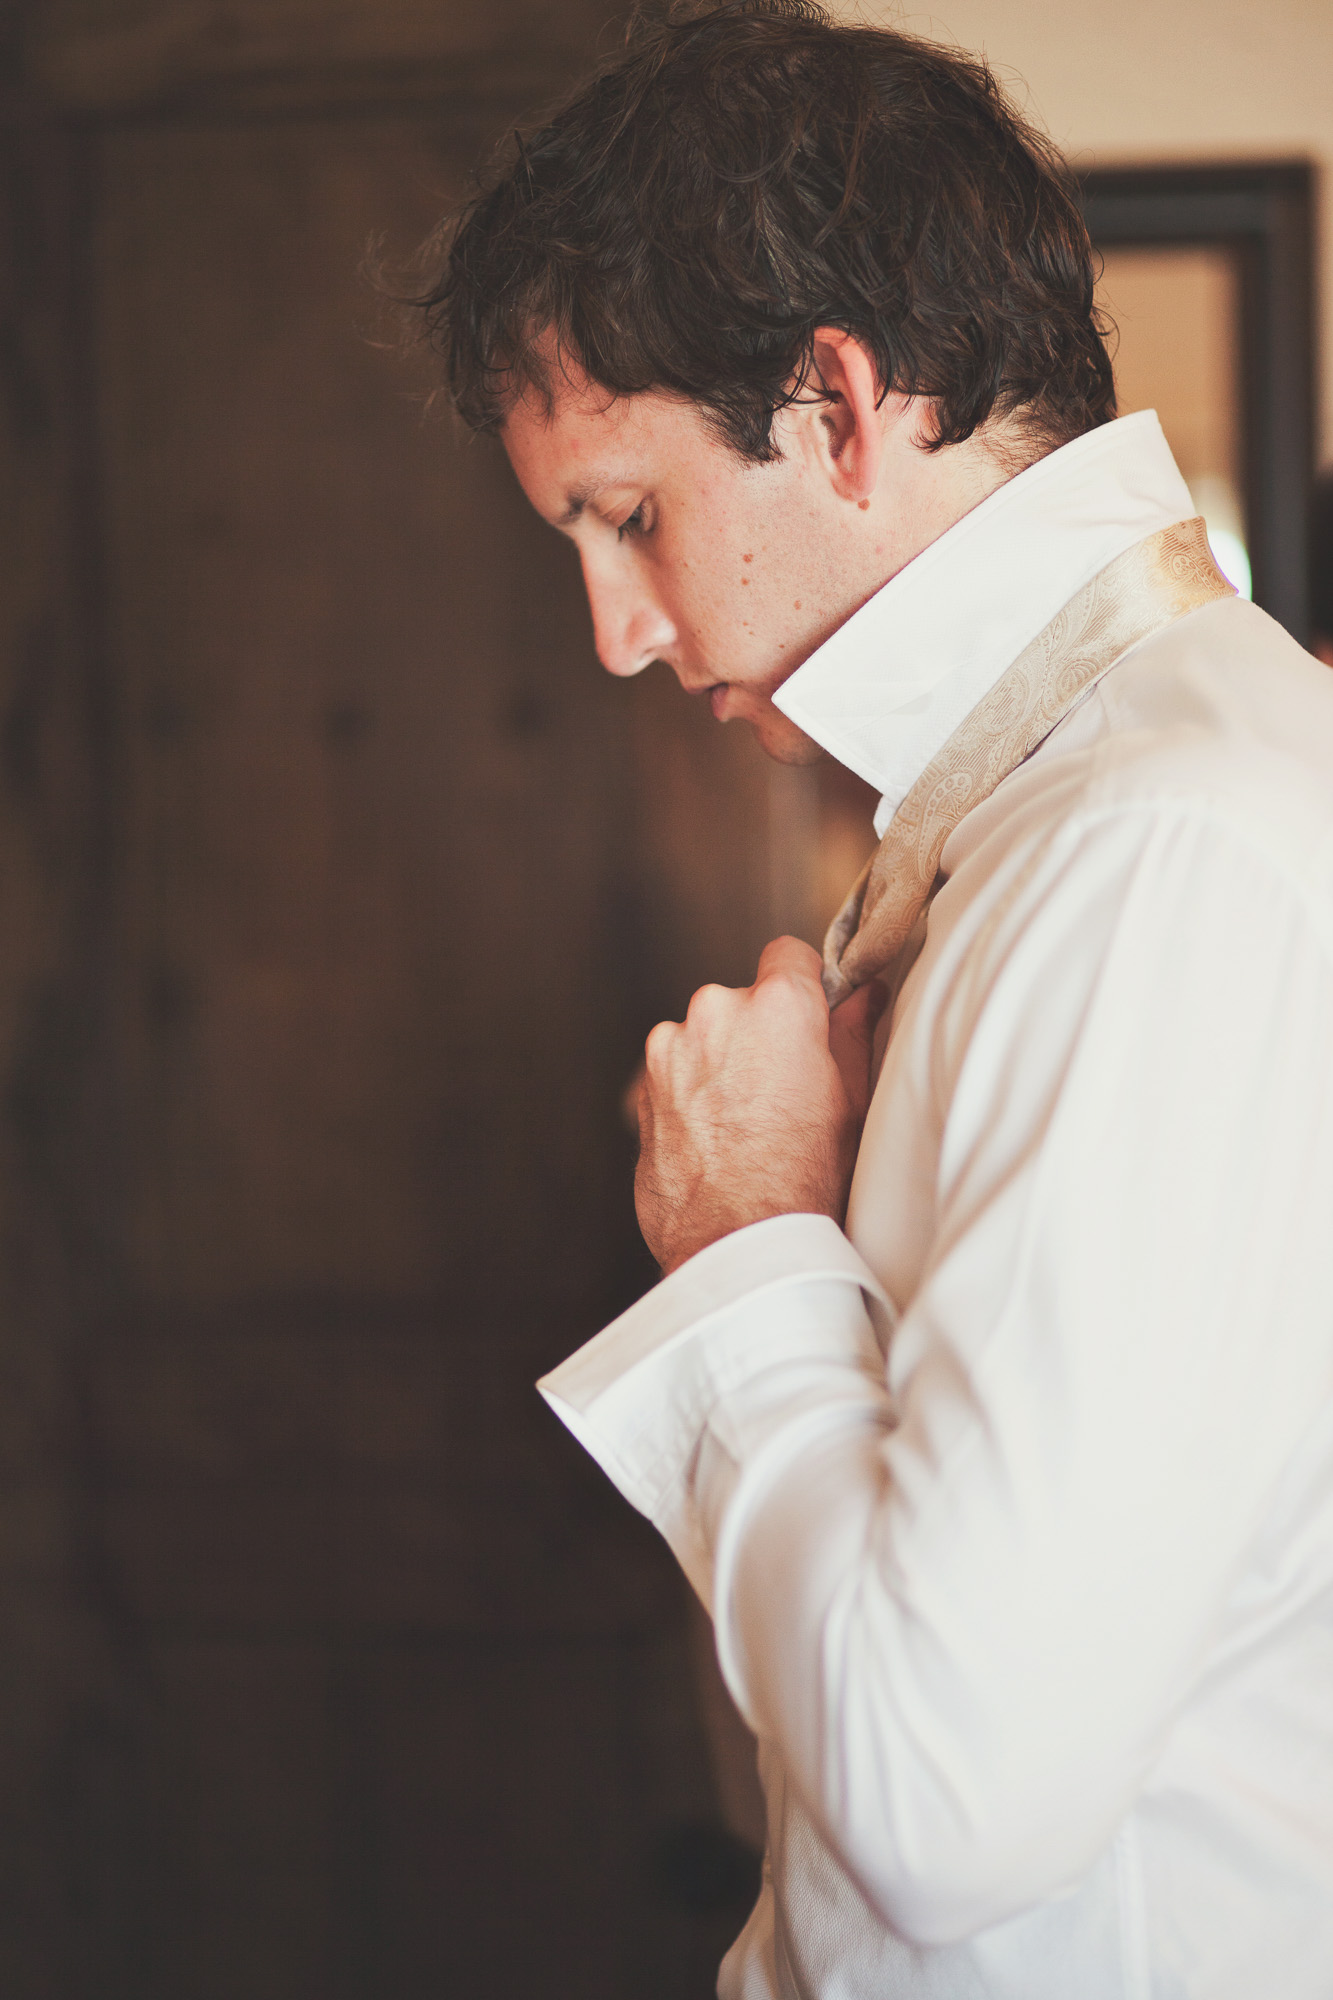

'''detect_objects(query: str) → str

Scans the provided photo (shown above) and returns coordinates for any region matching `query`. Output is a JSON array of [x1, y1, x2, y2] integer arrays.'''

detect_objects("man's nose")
[[581, 554, 675, 678]]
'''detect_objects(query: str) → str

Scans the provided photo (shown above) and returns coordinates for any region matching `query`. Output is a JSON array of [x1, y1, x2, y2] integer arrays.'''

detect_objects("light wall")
[[849, 0, 1332, 459]]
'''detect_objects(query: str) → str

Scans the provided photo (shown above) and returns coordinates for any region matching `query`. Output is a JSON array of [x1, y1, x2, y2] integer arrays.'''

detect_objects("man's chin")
[[707, 683, 824, 764], [749, 712, 826, 766]]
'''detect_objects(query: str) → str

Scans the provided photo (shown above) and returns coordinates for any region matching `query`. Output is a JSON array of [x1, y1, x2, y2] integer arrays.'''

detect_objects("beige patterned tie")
[[822, 516, 1235, 1008]]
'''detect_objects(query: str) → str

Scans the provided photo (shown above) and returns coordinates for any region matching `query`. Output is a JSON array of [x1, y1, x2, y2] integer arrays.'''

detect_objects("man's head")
[[412, 0, 1115, 756]]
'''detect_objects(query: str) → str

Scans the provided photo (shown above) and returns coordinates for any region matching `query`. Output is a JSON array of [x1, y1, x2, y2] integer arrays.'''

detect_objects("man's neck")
[[771, 413, 1195, 829]]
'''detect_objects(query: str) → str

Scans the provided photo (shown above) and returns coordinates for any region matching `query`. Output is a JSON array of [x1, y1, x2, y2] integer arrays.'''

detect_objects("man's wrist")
[[649, 1193, 843, 1277]]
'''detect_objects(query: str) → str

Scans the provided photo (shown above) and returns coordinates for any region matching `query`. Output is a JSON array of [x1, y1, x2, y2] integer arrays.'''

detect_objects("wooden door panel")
[[97, 114, 636, 1309], [77, 94, 772, 1997]]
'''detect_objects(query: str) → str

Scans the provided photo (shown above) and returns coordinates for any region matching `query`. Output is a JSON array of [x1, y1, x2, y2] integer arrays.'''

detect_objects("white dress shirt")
[[540, 412, 1333, 1998]]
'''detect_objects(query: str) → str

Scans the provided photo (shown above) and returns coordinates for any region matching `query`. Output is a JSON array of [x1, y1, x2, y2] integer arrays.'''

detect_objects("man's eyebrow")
[[557, 489, 591, 527], [556, 475, 636, 528]]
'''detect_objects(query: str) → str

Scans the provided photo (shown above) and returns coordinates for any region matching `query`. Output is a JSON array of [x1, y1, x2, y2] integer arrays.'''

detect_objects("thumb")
[[827, 978, 887, 1122]]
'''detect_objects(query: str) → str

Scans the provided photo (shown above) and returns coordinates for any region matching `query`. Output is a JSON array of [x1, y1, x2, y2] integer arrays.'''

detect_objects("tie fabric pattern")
[[821, 516, 1235, 1007]]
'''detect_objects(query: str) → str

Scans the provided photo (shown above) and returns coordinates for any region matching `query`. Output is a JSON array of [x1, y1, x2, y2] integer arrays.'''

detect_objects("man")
[[412, 3, 1333, 1993]]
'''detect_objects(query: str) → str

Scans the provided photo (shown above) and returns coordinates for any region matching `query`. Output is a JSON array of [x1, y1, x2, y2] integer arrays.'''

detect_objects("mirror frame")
[[1081, 162, 1316, 642]]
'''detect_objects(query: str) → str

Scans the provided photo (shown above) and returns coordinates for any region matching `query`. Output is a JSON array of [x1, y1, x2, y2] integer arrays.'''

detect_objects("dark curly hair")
[[411, 0, 1115, 460]]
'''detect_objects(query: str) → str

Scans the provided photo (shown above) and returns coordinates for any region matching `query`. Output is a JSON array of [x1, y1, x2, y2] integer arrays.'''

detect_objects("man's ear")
[[806, 328, 898, 503]]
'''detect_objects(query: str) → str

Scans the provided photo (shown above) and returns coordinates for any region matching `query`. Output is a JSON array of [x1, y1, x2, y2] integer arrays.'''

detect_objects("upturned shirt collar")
[[772, 411, 1195, 835]]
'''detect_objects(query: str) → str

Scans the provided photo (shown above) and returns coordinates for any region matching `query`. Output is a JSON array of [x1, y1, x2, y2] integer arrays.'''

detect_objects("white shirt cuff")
[[537, 1213, 895, 1605]]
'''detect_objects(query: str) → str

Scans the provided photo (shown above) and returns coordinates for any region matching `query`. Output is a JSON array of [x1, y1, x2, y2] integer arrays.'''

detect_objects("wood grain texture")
[[0, 43, 775, 1989], [97, 114, 628, 1309], [74, 92, 771, 1995], [27, 0, 611, 111], [0, 99, 160, 2000]]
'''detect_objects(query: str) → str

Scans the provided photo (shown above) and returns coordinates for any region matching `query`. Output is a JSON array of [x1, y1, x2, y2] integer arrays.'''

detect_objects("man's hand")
[[635, 937, 884, 1275]]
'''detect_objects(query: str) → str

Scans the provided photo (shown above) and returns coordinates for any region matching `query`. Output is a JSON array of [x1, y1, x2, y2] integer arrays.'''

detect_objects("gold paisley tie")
[[821, 516, 1235, 1008]]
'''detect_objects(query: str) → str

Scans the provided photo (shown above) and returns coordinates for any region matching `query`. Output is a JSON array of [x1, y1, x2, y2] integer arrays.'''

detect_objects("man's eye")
[[617, 505, 647, 542]]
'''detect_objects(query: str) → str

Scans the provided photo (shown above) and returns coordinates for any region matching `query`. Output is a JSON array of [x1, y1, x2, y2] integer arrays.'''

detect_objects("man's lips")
[[680, 681, 754, 723]]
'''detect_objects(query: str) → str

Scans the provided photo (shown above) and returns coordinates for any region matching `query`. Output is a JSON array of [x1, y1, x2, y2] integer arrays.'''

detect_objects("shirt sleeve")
[[540, 798, 1333, 1947], [538, 1211, 897, 1609]]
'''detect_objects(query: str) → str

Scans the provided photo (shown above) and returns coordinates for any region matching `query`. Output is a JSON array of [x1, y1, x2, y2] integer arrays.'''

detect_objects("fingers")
[[755, 934, 825, 991], [633, 940, 869, 1270], [828, 978, 887, 1121], [683, 982, 729, 1029], [641, 938, 828, 1103]]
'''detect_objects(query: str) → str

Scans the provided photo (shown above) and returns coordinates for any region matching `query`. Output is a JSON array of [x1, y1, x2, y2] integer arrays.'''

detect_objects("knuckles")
[[752, 967, 829, 1033], [756, 935, 823, 982], [643, 1020, 677, 1073], [643, 962, 829, 1095], [684, 981, 731, 1028], [634, 940, 859, 1265]]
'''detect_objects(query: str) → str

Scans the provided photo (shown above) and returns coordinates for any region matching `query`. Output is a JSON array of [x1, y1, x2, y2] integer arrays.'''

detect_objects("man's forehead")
[[504, 377, 701, 522], [508, 353, 627, 437], [502, 422, 644, 528]]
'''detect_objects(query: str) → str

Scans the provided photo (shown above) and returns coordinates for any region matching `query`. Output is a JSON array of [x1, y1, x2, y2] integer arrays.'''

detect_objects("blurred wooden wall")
[[0, 3, 785, 1993]]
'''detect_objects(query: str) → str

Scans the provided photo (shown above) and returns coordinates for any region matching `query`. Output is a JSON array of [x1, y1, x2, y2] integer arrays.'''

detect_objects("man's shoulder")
[[936, 595, 1333, 980], [1055, 594, 1333, 866]]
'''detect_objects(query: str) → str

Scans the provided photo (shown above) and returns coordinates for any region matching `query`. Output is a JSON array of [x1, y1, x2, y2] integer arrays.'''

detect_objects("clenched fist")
[[635, 936, 884, 1275]]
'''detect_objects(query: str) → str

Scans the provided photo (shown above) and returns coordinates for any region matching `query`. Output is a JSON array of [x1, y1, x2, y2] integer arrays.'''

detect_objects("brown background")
[[0, 3, 821, 1993]]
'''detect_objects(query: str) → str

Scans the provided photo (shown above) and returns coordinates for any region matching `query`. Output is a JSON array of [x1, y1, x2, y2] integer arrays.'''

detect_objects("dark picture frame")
[[1081, 163, 1316, 641]]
